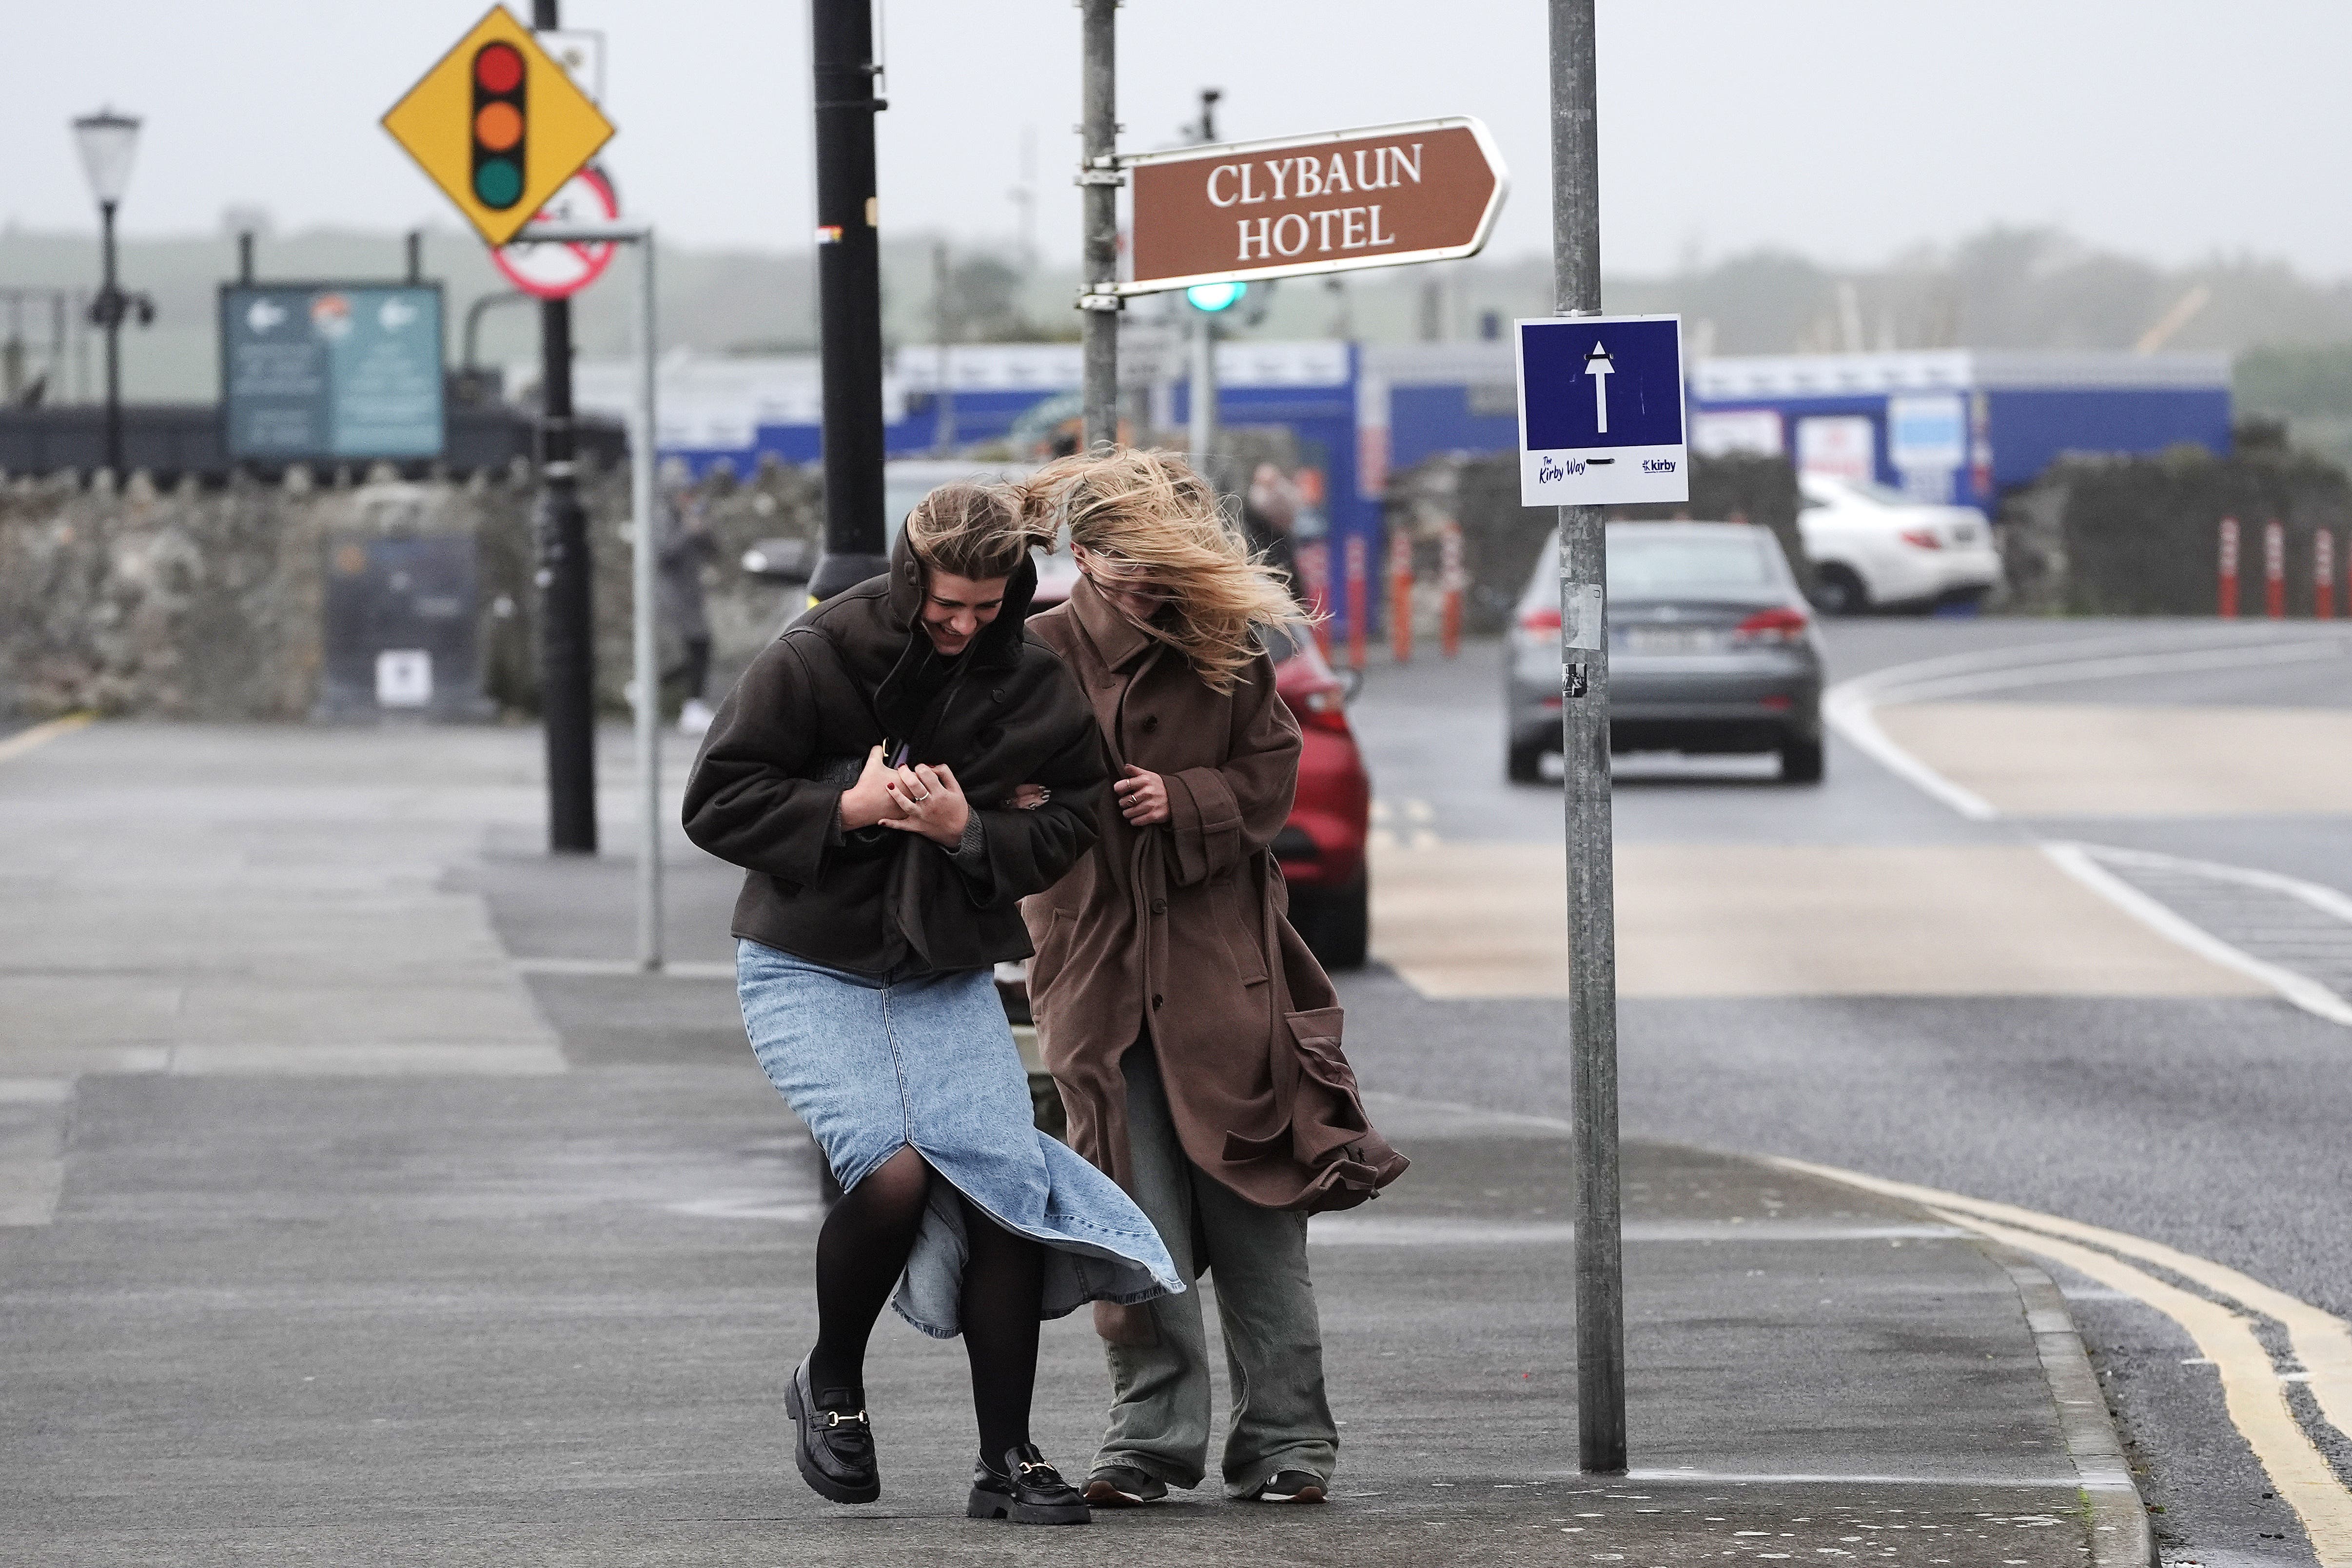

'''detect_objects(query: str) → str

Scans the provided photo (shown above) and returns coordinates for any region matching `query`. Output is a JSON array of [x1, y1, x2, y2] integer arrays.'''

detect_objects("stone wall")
[[0, 459, 822, 722]]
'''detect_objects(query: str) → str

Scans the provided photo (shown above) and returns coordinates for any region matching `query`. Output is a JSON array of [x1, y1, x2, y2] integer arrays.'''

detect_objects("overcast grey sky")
[[7, 1, 2349, 275]]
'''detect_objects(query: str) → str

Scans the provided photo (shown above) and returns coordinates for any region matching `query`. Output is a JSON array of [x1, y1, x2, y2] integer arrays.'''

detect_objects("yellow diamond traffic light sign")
[[381, 5, 616, 248]]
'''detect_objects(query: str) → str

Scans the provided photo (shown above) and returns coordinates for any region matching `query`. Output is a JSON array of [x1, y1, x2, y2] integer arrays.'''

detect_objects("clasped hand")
[[839, 744, 970, 847]]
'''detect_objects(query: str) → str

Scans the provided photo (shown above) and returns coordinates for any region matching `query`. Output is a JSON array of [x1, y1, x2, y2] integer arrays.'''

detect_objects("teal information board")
[[220, 284, 445, 462]]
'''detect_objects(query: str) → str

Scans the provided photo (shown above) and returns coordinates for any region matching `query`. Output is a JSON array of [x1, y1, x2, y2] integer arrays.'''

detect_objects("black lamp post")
[[71, 108, 149, 477]]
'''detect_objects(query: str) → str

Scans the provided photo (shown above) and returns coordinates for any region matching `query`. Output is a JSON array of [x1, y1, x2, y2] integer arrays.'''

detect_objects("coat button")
[[1151, 898, 1167, 915], [1152, 993, 1163, 1010], [1140, 714, 1159, 733]]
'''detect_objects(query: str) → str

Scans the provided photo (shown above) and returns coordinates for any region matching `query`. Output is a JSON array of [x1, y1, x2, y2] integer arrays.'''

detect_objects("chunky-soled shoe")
[[1083, 1463, 1169, 1508], [784, 1356, 879, 1504], [1254, 1469, 1328, 1504], [967, 1443, 1091, 1525]]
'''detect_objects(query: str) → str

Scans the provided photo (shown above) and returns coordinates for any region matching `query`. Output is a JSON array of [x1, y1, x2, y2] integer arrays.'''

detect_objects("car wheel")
[[1292, 875, 1371, 972], [1507, 737, 1546, 784], [1780, 736, 1825, 785], [1813, 565, 1868, 617]]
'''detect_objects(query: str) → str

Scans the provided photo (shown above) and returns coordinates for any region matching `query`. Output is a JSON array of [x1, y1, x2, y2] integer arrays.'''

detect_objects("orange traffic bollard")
[[2265, 519, 2286, 619], [1388, 528, 1415, 665], [1345, 534, 1369, 672], [2318, 530, 2337, 620], [1439, 518, 1465, 659], [2218, 517, 2239, 618]]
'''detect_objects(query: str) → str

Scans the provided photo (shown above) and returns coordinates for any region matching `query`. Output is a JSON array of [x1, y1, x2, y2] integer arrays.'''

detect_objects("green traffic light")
[[1186, 281, 1247, 313], [474, 159, 523, 209]]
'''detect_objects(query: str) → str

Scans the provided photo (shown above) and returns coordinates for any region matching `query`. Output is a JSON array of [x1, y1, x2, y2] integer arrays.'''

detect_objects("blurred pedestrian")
[[682, 480, 1182, 1525], [1242, 460, 1302, 599], [1019, 449, 1408, 1509], [656, 460, 719, 735]]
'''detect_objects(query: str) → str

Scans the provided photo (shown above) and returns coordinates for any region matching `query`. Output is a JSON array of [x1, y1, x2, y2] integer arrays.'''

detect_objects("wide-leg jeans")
[[1094, 1044, 1339, 1496]]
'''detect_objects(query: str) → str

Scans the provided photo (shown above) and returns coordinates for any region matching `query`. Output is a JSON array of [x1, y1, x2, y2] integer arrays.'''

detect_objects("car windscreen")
[[1605, 532, 1776, 599]]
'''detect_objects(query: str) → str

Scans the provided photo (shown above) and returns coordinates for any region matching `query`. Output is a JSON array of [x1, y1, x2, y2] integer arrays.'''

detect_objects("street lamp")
[[71, 108, 150, 476]]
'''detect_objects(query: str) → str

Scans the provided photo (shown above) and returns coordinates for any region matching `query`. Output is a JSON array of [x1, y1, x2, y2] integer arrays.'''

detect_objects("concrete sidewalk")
[[0, 723, 2148, 1565]]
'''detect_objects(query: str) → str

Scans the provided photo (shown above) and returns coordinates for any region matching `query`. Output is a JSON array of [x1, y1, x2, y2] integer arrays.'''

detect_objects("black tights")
[[806, 1145, 1046, 1462]]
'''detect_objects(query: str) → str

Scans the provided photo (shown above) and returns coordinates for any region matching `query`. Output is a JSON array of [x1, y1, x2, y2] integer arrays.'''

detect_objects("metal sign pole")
[[630, 232, 662, 972], [1077, 0, 1120, 451], [1188, 312, 1216, 477], [1548, 0, 1627, 1475], [516, 217, 661, 971]]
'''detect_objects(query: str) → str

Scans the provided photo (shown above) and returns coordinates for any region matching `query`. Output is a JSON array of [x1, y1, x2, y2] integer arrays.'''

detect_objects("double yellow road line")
[[0, 713, 93, 767], [1787, 1158, 2352, 1565]]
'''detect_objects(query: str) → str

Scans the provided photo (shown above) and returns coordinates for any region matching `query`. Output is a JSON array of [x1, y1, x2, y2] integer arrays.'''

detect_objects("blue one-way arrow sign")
[[1515, 313, 1688, 506]]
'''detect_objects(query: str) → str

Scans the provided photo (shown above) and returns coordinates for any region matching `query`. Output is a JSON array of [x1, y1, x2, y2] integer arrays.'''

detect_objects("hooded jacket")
[[681, 532, 1109, 976]]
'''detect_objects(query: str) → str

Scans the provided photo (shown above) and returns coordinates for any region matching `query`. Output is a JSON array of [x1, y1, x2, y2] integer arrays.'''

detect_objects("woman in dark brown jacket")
[[1020, 450, 1405, 1509]]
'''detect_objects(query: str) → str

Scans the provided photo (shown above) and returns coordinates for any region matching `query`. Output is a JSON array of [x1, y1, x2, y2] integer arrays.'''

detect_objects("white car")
[[1796, 473, 2000, 615]]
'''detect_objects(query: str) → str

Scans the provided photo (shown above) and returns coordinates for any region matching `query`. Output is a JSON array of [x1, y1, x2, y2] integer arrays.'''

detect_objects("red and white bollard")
[[2265, 519, 2286, 619], [1345, 533, 1370, 672], [1387, 528, 1415, 665], [1439, 518, 1466, 660], [2218, 517, 2239, 618], [2317, 530, 2337, 621]]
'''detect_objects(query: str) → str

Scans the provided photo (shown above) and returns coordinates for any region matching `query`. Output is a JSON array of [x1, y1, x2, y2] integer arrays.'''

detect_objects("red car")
[[1261, 623, 1370, 970]]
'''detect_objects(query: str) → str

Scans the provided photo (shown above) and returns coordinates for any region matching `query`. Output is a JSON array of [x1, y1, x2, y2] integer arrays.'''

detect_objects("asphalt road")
[[1336, 619, 2352, 1568]]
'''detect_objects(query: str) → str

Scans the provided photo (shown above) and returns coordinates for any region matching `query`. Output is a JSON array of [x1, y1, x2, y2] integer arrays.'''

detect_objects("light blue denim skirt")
[[737, 939, 1183, 1339]]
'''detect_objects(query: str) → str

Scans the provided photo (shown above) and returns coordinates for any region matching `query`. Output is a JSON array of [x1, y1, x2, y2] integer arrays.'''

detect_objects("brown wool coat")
[[1022, 578, 1407, 1214]]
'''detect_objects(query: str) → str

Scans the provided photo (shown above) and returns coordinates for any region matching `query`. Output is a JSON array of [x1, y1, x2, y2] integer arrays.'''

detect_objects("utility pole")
[[808, 0, 890, 602], [1188, 308, 1215, 478], [1077, 0, 1120, 453], [1183, 86, 1220, 482], [1549, 0, 1626, 1477], [533, 0, 597, 854], [932, 240, 957, 455]]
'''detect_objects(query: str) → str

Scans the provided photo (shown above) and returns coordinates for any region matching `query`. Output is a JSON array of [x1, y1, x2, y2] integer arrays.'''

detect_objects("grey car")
[[1505, 521, 1826, 784]]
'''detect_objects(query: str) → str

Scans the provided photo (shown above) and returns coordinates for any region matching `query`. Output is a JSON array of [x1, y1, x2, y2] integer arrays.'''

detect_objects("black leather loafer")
[[784, 1356, 879, 1504], [967, 1443, 1090, 1524]]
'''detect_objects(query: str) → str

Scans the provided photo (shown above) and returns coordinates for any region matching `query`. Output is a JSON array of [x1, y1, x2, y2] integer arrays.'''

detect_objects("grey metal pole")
[[932, 240, 957, 455], [1187, 312, 1215, 477], [1549, 0, 1626, 1477], [1077, 0, 1119, 452], [99, 200, 121, 475], [630, 232, 663, 972]]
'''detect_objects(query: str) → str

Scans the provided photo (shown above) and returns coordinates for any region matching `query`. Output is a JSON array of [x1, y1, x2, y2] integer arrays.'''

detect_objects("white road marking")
[[2081, 841, 2352, 928], [1825, 635, 2352, 1025], [1781, 1156, 2352, 1566], [2040, 843, 2352, 1028], [0, 1078, 72, 1227], [1824, 632, 2352, 823]]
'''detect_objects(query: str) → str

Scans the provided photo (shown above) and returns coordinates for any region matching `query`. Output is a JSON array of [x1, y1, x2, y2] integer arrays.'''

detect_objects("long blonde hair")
[[1023, 449, 1305, 693]]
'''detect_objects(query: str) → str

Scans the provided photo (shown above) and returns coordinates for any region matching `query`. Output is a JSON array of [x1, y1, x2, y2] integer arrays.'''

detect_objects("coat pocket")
[[1214, 872, 1270, 986], [1284, 1007, 1359, 1100]]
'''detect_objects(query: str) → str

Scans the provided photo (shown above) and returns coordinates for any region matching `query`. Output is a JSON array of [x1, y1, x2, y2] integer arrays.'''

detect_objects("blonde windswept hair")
[[905, 479, 1057, 582], [1022, 448, 1305, 694]]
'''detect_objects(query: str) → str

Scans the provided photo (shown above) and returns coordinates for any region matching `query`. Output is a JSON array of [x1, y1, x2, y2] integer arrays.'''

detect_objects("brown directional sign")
[[1122, 117, 1506, 296]]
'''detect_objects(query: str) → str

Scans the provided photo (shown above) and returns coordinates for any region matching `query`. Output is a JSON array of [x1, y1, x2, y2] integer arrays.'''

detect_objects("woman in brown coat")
[[1019, 449, 1406, 1509]]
